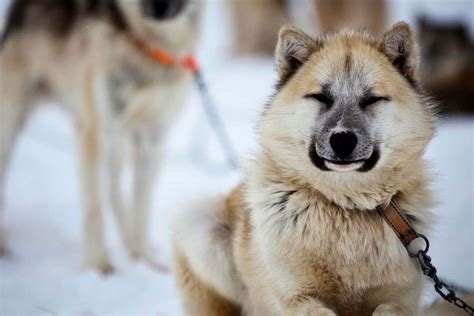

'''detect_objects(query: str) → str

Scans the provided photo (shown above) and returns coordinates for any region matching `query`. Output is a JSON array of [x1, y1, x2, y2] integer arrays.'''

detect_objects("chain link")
[[415, 235, 474, 315]]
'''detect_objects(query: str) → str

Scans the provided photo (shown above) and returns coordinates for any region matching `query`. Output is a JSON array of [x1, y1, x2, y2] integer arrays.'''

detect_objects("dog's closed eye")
[[305, 92, 334, 107], [360, 95, 390, 109]]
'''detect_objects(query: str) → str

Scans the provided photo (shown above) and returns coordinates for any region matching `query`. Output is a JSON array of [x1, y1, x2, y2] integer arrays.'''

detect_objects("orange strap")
[[132, 37, 199, 74]]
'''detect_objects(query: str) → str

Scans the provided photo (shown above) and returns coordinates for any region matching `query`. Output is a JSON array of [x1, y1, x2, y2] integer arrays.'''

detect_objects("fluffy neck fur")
[[246, 150, 434, 229]]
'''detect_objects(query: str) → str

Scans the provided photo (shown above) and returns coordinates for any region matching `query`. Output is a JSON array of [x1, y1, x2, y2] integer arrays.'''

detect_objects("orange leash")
[[131, 37, 239, 169], [132, 37, 199, 74]]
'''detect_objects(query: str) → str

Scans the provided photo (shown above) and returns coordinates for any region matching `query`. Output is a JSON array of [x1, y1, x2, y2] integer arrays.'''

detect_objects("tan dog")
[[173, 22, 438, 315], [0, 0, 201, 273]]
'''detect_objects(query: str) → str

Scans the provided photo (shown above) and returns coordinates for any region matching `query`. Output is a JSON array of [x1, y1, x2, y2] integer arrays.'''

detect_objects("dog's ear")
[[380, 22, 419, 81], [276, 25, 321, 81]]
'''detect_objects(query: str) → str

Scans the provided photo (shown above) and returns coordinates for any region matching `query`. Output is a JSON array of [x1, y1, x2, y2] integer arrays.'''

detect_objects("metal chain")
[[413, 235, 474, 315], [193, 70, 240, 170]]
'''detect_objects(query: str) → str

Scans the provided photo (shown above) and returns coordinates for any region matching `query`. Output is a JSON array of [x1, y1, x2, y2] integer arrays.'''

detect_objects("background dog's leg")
[[122, 82, 188, 270], [0, 50, 32, 256], [76, 73, 112, 274], [130, 128, 167, 271], [108, 129, 133, 252], [77, 124, 112, 274]]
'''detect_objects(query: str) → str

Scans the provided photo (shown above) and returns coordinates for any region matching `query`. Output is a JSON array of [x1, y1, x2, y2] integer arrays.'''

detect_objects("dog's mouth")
[[309, 145, 380, 173], [324, 159, 365, 171]]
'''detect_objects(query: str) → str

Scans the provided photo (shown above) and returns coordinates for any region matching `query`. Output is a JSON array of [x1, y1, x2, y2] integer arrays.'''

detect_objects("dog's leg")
[[0, 51, 32, 256], [76, 71, 113, 274], [129, 128, 167, 270], [172, 194, 243, 315], [122, 81, 189, 269], [108, 129, 133, 252], [77, 125, 113, 274]]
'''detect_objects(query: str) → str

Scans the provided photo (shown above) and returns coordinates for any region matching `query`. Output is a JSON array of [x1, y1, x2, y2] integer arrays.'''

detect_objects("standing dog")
[[173, 23, 438, 315], [0, 0, 201, 273]]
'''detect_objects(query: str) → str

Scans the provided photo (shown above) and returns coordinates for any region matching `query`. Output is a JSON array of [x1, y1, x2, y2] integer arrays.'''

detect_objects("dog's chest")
[[251, 190, 417, 305], [107, 58, 187, 113]]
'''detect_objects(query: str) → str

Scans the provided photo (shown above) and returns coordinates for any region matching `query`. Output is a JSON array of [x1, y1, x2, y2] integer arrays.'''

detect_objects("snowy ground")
[[0, 57, 473, 315]]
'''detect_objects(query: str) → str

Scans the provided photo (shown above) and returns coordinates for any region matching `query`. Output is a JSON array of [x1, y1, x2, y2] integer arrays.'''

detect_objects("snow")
[[1, 1, 473, 315]]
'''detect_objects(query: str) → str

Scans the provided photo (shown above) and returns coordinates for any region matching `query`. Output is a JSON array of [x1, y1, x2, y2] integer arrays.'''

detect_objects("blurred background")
[[0, 0, 473, 315]]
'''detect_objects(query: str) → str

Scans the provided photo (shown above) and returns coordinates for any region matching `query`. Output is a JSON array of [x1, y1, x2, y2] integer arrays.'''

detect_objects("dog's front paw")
[[285, 304, 337, 316], [130, 247, 169, 273], [313, 307, 337, 316], [97, 261, 115, 275], [83, 259, 115, 275], [283, 297, 337, 316], [373, 304, 405, 316], [82, 249, 115, 275], [82, 258, 115, 275], [128, 243, 169, 272]]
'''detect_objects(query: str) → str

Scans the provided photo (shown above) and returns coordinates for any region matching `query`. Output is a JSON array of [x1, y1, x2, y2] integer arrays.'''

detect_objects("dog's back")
[[1, 0, 128, 47]]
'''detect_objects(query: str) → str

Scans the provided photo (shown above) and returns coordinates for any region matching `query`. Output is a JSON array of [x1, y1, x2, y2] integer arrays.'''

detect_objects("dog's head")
[[260, 23, 436, 198]]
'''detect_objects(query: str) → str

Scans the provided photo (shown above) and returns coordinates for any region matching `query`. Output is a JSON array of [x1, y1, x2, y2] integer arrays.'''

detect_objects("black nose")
[[145, 0, 185, 20], [330, 131, 358, 159]]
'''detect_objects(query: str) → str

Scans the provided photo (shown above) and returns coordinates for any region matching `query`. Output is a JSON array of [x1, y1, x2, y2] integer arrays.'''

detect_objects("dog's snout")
[[144, 0, 186, 20], [330, 131, 358, 159]]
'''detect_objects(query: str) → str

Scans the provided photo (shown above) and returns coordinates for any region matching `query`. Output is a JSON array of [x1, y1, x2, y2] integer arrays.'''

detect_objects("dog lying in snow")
[[173, 22, 441, 315]]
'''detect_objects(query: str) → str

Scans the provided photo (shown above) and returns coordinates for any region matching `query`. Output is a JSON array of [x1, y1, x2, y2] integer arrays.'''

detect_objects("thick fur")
[[173, 23, 439, 315], [0, 0, 200, 272]]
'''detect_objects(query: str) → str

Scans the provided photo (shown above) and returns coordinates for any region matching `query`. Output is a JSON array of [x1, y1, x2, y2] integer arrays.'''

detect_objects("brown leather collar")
[[377, 199, 419, 248]]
